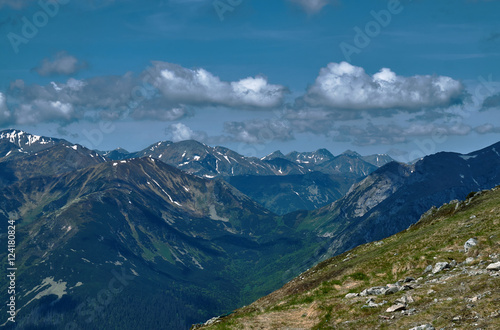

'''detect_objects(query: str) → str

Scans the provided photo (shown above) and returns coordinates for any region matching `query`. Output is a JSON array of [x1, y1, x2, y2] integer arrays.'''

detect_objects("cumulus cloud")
[[6, 74, 158, 125], [303, 62, 465, 111], [474, 123, 500, 134], [169, 123, 207, 142], [223, 119, 294, 144], [33, 52, 88, 76], [0, 92, 12, 125], [288, 0, 331, 14], [3, 61, 286, 125], [15, 100, 75, 124], [149, 62, 287, 108], [7, 75, 137, 124]]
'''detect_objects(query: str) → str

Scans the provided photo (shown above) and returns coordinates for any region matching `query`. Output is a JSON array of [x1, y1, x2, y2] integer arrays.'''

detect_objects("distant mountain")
[[314, 152, 378, 177], [108, 140, 281, 178], [0, 129, 64, 154], [261, 148, 393, 176], [262, 148, 335, 166], [105, 142, 392, 179], [0, 129, 390, 215], [228, 171, 361, 215], [0, 129, 106, 187], [293, 141, 500, 257], [102, 142, 392, 213], [101, 147, 130, 160], [361, 153, 395, 167], [0, 154, 322, 329]]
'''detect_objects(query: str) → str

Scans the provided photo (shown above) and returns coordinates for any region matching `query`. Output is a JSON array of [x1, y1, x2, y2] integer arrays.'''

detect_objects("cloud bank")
[[33, 52, 88, 76], [303, 62, 465, 110], [1, 61, 287, 126], [149, 62, 287, 108]]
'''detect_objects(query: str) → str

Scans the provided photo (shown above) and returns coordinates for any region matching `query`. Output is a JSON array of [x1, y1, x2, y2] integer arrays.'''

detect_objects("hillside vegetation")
[[199, 187, 500, 329]]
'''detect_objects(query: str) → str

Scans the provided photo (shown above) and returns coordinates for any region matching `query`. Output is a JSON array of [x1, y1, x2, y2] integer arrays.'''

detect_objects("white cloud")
[[288, 0, 330, 14], [150, 62, 287, 108], [3, 61, 287, 125], [304, 62, 465, 110], [15, 100, 75, 125], [0, 92, 12, 125], [474, 123, 500, 134], [34, 52, 88, 76], [169, 123, 207, 142]]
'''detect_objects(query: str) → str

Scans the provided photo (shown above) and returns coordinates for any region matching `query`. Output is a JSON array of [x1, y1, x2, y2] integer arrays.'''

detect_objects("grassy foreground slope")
[[199, 187, 500, 329]]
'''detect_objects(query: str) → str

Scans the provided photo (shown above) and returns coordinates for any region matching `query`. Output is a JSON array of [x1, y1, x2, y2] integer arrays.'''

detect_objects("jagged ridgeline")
[[199, 187, 500, 329], [1, 129, 393, 215], [1, 129, 500, 329]]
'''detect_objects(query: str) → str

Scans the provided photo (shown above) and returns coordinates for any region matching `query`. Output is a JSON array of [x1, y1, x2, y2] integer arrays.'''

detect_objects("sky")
[[1, 0, 500, 162]]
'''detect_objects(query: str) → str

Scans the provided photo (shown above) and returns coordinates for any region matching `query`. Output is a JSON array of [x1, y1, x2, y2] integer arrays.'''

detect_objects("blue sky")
[[1, 0, 499, 161]]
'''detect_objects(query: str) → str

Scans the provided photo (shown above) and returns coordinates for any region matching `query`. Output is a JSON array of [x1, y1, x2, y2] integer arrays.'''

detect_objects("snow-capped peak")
[[0, 129, 59, 151]]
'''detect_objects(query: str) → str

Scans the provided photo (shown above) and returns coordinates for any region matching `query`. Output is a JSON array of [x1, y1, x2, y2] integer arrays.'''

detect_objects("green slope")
[[200, 186, 500, 329]]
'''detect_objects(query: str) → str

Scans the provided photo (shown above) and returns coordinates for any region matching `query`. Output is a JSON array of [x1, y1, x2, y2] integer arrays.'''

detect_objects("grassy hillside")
[[198, 186, 500, 329]]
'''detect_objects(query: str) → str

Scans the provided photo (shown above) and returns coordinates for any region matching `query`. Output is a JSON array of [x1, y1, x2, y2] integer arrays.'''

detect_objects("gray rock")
[[404, 277, 415, 283], [384, 286, 399, 295], [361, 286, 387, 296], [386, 303, 406, 313], [432, 262, 450, 274], [486, 262, 500, 271], [396, 295, 414, 305], [465, 257, 475, 264], [464, 238, 478, 252], [409, 324, 435, 330], [204, 316, 220, 326], [345, 293, 359, 298], [403, 308, 417, 315], [423, 265, 433, 273], [402, 282, 417, 290], [361, 297, 387, 308]]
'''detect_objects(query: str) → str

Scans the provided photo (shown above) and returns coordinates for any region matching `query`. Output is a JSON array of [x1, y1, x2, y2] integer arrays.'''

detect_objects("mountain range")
[[101, 136, 392, 214], [1, 129, 394, 214], [1, 129, 499, 329]]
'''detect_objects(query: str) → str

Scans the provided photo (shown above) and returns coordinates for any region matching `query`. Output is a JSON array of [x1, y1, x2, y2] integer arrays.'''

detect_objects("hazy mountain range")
[[1, 129, 499, 329]]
